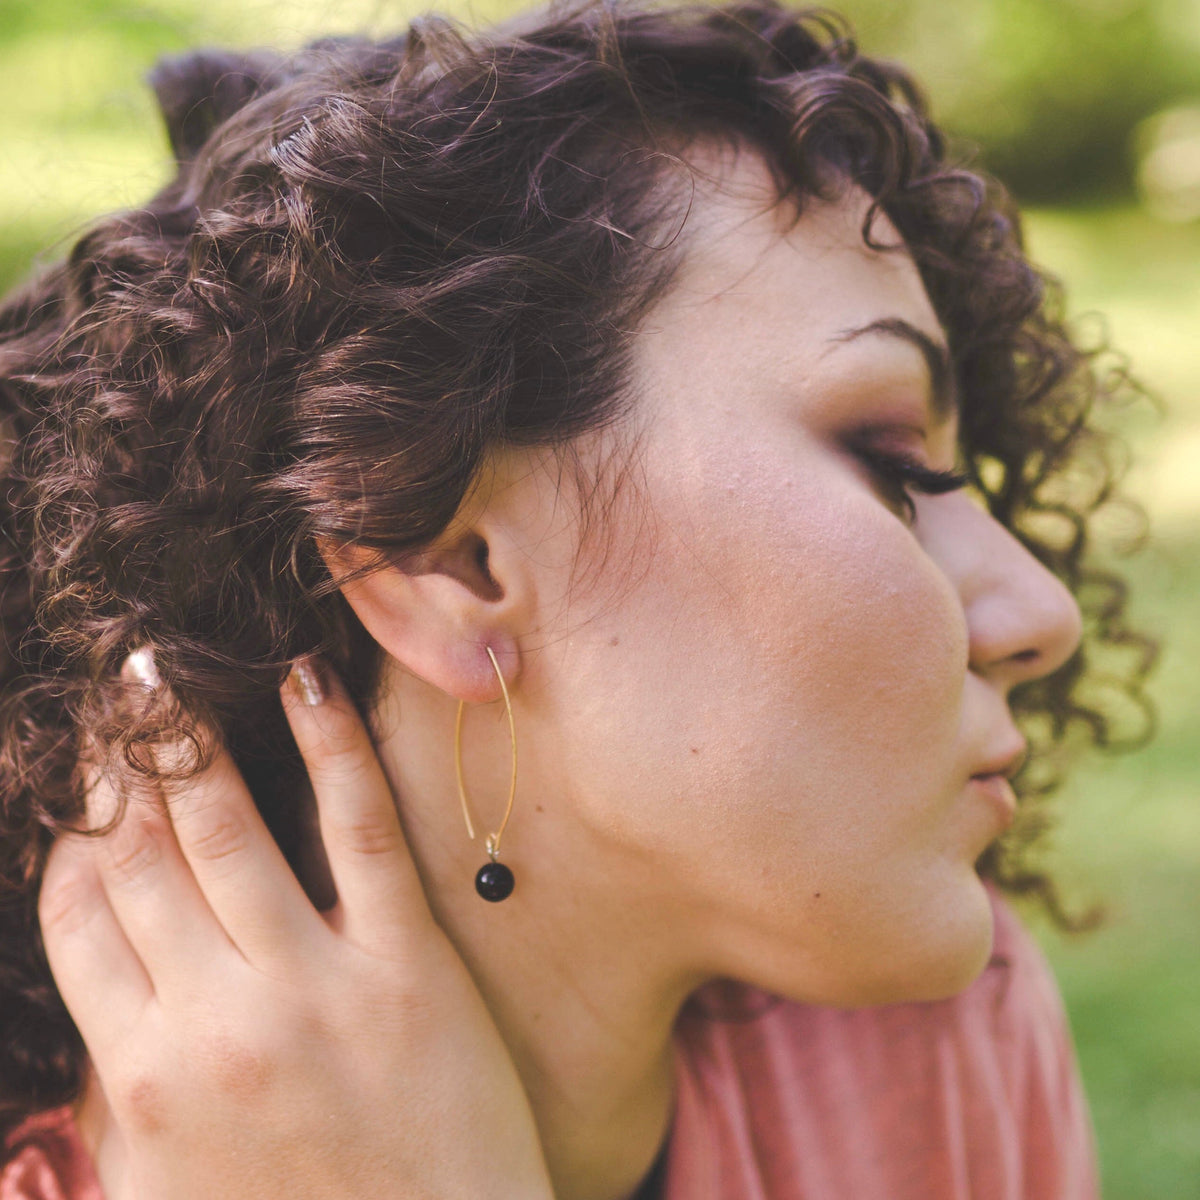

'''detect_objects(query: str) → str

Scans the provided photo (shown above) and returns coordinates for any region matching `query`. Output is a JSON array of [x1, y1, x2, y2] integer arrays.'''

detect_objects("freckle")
[[609, 636, 619, 646], [536, 804, 544, 813]]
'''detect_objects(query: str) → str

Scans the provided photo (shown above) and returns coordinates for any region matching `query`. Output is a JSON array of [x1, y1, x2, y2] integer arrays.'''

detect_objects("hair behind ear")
[[146, 48, 285, 164]]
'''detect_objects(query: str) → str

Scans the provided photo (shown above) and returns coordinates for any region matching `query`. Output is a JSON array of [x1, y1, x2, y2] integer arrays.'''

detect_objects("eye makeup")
[[851, 443, 971, 524]]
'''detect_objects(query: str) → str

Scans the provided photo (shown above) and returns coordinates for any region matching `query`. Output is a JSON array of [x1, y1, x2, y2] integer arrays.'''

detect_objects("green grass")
[[1019, 205, 1200, 1200]]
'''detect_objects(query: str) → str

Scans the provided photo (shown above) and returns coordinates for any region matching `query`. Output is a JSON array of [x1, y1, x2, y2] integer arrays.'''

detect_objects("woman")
[[0, 1, 1158, 1196]]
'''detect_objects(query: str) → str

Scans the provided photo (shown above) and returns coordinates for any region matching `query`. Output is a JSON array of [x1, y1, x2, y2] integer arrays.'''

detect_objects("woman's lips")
[[968, 773, 1017, 828]]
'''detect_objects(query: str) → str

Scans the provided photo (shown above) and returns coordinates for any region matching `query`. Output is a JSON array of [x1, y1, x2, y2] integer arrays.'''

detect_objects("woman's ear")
[[319, 521, 525, 705]]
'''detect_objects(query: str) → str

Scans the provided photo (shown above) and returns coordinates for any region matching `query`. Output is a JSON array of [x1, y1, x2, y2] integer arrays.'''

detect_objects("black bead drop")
[[475, 860, 515, 902]]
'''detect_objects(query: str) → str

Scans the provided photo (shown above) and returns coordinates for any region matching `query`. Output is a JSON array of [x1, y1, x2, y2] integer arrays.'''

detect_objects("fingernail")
[[125, 646, 162, 688], [288, 656, 326, 706]]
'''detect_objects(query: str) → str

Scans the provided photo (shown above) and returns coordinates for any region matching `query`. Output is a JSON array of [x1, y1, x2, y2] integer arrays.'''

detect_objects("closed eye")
[[851, 445, 971, 525]]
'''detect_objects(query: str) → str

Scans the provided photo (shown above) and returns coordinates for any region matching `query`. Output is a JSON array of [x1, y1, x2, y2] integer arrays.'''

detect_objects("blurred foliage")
[[1018, 203, 1199, 1199], [1135, 102, 1200, 220], [1, 0, 1199, 262], [0, 2, 1196, 1198], [844, 0, 1200, 201]]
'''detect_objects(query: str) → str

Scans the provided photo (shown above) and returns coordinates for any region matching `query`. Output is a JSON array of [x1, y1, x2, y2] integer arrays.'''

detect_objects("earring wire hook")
[[454, 645, 517, 861]]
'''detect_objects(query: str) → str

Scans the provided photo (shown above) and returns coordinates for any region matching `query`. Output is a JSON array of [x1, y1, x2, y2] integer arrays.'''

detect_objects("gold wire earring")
[[455, 645, 517, 901]]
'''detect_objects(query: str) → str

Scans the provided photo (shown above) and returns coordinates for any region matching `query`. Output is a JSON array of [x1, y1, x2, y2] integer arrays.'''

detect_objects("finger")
[[39, 833, 153, 1062], [122, 649, 317, 962], [82, 766, 235, 998], [281, 657, 430, 950]]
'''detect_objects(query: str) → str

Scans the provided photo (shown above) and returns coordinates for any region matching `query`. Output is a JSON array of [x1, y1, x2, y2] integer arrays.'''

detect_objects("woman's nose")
[[922, 495, 1084, 695]]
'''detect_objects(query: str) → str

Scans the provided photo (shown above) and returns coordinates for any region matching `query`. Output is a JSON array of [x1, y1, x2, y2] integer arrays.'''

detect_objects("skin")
[[46, 147, 1083, 1200]]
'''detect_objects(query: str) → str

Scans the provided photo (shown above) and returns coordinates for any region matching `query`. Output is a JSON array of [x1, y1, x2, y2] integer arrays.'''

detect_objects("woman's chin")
[[769, 872, 998, 1010], [858, 875, 997, 1007]]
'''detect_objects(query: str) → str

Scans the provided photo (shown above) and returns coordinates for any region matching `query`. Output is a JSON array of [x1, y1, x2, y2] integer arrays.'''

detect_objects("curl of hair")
[[0, 0, 1160, 1140]]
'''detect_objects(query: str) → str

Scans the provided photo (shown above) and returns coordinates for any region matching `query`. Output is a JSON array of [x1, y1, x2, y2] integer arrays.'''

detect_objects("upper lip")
[[971, 741, 1028, 781]]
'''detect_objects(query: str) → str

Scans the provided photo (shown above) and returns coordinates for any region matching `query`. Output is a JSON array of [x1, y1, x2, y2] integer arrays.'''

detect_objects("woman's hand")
[[38, 656, 554, 1200]]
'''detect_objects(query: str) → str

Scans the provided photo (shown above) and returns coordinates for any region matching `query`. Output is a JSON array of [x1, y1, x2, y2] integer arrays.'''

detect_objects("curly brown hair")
[[0, 0, 1159, 1143]]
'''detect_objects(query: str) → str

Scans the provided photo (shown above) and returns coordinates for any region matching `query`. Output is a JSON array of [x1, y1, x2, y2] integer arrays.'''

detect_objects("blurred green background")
[[0, 0, 1196, 1195]]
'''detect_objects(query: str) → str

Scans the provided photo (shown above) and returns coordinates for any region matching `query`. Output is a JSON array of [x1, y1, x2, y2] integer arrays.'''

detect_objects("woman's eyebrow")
[[829, 318, 960, 427]]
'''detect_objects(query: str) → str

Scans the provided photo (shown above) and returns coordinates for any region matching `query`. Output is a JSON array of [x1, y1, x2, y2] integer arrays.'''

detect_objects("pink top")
[[3, 883, 1098, 1200], [661, 882, 1099, 1198]]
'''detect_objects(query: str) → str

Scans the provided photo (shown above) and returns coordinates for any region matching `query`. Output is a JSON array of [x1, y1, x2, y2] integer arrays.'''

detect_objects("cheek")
[[779, 497, 967, 759], [677, 460, 968, 762], [554, 447, 969, 864]]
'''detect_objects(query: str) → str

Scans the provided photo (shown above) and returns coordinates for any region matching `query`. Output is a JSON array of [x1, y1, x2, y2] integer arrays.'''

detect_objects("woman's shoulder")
[[1, 1107, 100, 1200], [667, 882, 1099, 1199]]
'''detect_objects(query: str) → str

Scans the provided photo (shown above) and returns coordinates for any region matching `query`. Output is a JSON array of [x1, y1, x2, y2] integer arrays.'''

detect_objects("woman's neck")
[[372, 666, 702, 1200]]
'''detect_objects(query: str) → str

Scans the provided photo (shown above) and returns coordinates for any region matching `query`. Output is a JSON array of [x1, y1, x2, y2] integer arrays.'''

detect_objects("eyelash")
[[852, 445, 972, 525]]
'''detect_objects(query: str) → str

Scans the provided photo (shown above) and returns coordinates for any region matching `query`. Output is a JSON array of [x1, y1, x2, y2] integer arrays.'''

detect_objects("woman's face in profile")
[[379, 149, 1083, 1008]]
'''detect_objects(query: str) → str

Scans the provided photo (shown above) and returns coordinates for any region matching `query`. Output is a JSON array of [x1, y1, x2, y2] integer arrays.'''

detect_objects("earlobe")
[[319, 532, 521, 705]]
